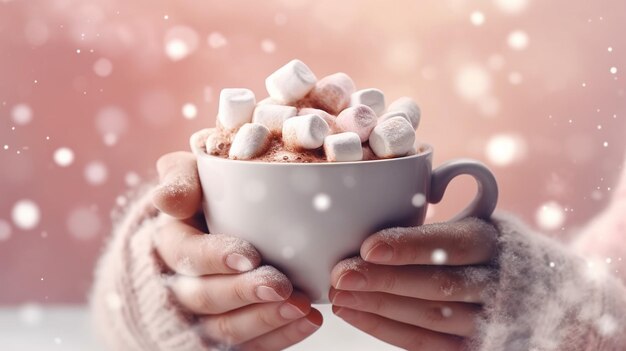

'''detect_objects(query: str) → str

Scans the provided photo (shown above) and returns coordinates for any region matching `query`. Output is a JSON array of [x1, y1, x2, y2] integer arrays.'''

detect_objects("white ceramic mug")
[[190, 130, 498, 303]]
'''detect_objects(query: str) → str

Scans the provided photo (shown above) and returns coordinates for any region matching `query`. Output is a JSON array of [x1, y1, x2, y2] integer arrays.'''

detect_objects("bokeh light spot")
[[12, 200, 41, 230]]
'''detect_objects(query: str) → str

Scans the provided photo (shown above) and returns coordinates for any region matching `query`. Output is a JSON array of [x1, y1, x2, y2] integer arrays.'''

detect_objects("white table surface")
[[0, 305, 402, 350]]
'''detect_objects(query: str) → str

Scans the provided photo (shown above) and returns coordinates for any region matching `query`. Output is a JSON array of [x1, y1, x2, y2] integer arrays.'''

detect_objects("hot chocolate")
[[202, 59, 422, 163]]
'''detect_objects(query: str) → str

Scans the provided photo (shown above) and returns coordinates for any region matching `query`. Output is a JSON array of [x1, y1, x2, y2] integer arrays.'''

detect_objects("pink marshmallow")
[[308, 73, 356, 115], [335, 104, 377, 142]]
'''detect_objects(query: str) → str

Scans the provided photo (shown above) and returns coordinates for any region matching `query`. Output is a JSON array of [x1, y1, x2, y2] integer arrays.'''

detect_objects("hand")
[[329, 218, 499, 351], [152, 151, 322, 350]]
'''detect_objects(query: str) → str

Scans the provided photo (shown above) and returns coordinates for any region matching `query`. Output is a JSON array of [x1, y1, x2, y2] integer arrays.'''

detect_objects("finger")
[[361, 217, 498, 266], [169, 265, 293, 314], [329, 288, 480, 337], [154, 214, 261, 275], [239, 308, 323, 351], [331, 257, 494, 303], [152, 151, 202, 219], [198, 291, 312, 346], [333, 306, 464, 351]]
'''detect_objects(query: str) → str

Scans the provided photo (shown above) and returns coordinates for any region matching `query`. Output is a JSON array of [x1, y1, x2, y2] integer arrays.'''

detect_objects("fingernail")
[[279, 303, 306, 320], [336, 271, 367, 290], [331, 291, 357, 307], [297, 318, 320, 334], [256, 285, 284, 302], [226, 253, 254, 272], [365, 243, 394, 262]]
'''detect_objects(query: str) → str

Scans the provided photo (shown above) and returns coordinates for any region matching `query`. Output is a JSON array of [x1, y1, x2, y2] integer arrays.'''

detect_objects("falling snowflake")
[[536, 201, 565, 231], [507, 30, 529, 50], [95, 106, 128, 145], [431, 249, 448, 265], [610, 67, 617, 74], [182, 103, 198, 119], [595, 314, 618, 336], [411, 193, 426, 207], [125, 172, 141, 187], [261, 39, 276, 53], [485, 133, 527, 166], [18, 303, 43, 326], [313, 193, 332, 212], [441, 306, 453, 318], [455, 65, 491, 101], [93, 58, 113, 77], [84, 161, 108, 185], [494, 0, 529, 14], [164, 26, 199, 61], [53, 147, 75, 167], [12, 200, 41, 230], [470, 11, 485, 26], [11, 103, 33, 125]]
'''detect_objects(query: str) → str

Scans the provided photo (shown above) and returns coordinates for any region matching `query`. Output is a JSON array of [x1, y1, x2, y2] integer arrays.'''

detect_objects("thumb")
[[152, 151, 202, 219]]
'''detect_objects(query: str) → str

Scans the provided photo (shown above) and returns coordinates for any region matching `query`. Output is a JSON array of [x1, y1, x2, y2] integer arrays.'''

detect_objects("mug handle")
[[429, 159, 498, 221]]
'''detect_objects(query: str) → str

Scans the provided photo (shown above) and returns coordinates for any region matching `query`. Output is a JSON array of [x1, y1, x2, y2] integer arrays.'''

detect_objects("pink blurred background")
[[1, 0, 624, 304]]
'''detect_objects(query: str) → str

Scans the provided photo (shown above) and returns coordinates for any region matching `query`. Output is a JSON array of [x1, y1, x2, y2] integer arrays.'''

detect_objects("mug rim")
[[194, 141, 433, 166]]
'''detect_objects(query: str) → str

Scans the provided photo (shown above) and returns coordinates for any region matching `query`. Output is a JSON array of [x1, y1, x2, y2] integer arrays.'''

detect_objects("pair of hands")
[[152, 152, 499, 351]]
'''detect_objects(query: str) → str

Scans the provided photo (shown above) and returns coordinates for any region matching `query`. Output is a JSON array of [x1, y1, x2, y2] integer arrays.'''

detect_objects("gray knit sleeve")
[[471, 212, 626, 351]]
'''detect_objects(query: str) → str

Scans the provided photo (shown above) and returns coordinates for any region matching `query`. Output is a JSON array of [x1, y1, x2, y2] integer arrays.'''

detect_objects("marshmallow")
[[369, 116, 415, 158], [308, 73, 356, 115], [205, 131, 228, 155], [323, 132, 363, 162], [190, 128, 215, 155], [228, 123, 272, 160], [386, 97, 421, 129], [350, 88, 385, 116], [282, 114, 330, 150], [265, 59, 317, 104], [336, 104, 377, 142], [252, 105, 297, 135], [298, 107, 337, 133], [256, 97, 282, 106], [378, 110, 412, 127], [218, 88, 256, 130]]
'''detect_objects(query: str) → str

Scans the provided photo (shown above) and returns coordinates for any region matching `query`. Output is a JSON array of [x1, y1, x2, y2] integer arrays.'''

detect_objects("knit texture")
[[470, 213, 626, 351], [90, 159, 626, 350], [89, 185, 212, 351]]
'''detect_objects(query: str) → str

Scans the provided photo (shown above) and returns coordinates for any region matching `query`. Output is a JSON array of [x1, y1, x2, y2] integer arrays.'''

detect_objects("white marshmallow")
[[369, 116, 415, 158], [256, 97, 282, 106], [378, 110, 411, 127], [308, 72, 356, 115], [336, 104, 377, 142], [282, 114, 330, 150], [265, 59, 317, 104], [218, 88, 256, 130], [351, 88, 385, 116], [252, 105, 297, 134], [324, 132, 363, 162], [387, 97, 421, 129], [205, 131, 228, 155], [228, 123, 272, 160], [298, 107, 337, 133]]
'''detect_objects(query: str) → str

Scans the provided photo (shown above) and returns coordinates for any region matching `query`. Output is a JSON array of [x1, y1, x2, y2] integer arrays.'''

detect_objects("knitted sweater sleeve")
[[472, 212, 626, 351], [88, 186, 211, 351]]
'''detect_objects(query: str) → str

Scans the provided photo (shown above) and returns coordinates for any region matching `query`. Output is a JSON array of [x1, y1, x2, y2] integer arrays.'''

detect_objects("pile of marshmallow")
[[206, 59, 421, 162]]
